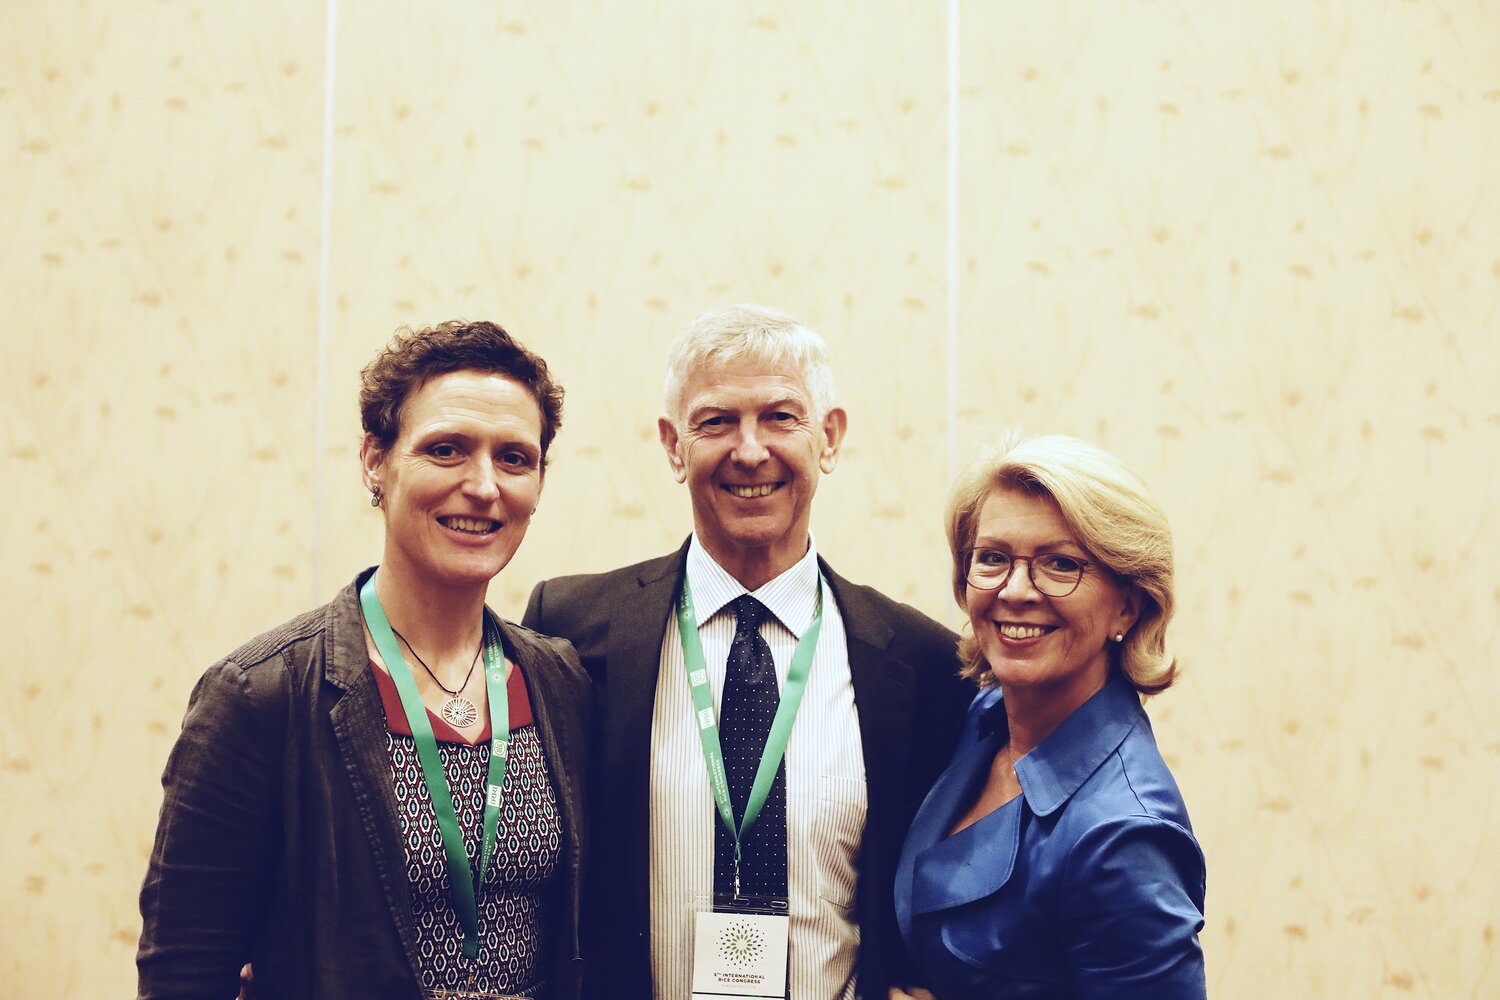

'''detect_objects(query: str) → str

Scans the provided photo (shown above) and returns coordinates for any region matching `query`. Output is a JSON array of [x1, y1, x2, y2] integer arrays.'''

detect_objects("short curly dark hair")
[[359, 320, 564, 462]]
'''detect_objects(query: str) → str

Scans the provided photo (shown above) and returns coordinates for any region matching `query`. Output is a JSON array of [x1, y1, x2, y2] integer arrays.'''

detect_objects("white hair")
[[662, 304, 836, 424]]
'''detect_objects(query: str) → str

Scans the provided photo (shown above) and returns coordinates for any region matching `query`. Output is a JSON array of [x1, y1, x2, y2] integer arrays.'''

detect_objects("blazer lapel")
[[501, 618, 587, 992], [821, 558, 928, 989], [324, 574, 424, 982], [823, 562, 916, 842], [906, 732, 1021, 915], [604, 541, 689, 927]]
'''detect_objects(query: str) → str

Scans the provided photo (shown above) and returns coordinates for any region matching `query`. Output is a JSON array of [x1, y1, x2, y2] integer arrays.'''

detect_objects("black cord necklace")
[[391, 626, 483, 728]]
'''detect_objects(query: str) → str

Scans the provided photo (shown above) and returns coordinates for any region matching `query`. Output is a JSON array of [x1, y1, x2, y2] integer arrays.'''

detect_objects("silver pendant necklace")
[[391, 626, 483, 728]]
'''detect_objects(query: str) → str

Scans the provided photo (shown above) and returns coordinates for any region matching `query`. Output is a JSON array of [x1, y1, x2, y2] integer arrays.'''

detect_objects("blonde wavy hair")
[[945, 432, 1178, 695]]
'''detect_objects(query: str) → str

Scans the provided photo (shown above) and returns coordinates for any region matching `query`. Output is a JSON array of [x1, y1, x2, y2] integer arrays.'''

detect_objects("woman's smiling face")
[[966, 485, 1139, 709], [362, 369, 544, 595]]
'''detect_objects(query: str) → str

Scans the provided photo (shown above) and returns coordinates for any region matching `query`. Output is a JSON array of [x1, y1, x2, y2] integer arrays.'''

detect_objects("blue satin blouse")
[[894, 674, 1206, 998]]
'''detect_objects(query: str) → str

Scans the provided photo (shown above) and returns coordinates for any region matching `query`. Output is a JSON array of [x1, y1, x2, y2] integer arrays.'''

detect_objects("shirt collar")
[[685, 533, 822, 637], [988, 672, 1147, 817]]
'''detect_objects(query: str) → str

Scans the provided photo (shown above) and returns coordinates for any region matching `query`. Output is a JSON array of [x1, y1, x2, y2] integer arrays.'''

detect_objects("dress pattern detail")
[[388, 723, 561, 997]]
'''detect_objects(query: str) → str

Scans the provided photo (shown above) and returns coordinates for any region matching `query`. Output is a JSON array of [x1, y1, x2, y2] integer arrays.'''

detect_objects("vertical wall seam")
[[946, 0, 960, 486], [313, 0, 339, 603]]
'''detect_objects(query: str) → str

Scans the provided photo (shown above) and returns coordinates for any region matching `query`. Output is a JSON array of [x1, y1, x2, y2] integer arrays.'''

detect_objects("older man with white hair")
[[526, 304, 967, 999]]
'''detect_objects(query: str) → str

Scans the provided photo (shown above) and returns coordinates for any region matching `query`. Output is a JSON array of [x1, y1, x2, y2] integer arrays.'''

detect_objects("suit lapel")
[[605, 542, 690, 926], [325, 580, 424, 982], [502, 618, 587, 990], [821, 558, 928, 988], [824, 562, 917, 837]]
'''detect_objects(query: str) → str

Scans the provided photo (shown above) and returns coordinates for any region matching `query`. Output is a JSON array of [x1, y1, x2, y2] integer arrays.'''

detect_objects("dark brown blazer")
[[138, 568, 591, 1000], [523, 540, 969, 998]]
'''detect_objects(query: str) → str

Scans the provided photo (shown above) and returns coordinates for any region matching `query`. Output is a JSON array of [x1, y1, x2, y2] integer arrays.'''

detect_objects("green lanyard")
[[675, 575, 824, 898], [360, 575, 510, 961]]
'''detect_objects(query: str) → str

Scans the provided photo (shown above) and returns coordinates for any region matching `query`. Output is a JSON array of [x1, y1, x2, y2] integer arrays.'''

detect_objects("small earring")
[[370, 489, 382, 508], [1113, 631, 1124, 643]]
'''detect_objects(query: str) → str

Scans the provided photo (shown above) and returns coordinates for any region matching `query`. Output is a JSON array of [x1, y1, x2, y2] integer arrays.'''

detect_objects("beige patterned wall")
[[3, 2, 1495, 997]]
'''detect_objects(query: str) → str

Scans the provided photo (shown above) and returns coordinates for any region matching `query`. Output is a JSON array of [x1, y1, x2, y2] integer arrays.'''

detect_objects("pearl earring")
[[1113, 631, 1124, 643]]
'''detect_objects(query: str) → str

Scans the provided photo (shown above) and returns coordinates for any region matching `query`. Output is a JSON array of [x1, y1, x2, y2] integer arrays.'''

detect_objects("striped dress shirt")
[[649, 535, 867, 999]]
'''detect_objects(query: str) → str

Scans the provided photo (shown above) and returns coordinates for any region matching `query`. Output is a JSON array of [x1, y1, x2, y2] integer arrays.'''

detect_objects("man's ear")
[[658, 417, 688, 484], [818, 407, 848, 475], [359, 434, 385, 494]]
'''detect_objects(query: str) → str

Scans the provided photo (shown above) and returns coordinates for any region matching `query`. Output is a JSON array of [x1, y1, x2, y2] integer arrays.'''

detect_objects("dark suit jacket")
[[138, 568, 591, 1000], [523, 540, 969, 998]]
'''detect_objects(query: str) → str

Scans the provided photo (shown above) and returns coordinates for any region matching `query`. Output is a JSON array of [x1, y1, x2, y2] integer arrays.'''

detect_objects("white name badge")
[[690, 910, 789, 999]]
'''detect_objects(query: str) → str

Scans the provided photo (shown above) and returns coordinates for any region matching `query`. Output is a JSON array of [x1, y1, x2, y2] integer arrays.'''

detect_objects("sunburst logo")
[[718, 920, 767, 968]]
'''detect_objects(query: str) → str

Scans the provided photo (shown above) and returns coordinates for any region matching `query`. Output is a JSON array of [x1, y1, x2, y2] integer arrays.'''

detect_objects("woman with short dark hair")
[[138, 320, 589, 1000]]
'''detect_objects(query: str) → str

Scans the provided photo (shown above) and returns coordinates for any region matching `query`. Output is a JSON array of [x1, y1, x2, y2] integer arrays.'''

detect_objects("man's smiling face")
[[659, 357, 845, 588]]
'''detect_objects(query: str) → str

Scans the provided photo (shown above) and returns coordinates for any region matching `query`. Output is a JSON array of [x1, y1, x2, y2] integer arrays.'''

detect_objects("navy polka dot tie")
[[713, 595, 789, 910]]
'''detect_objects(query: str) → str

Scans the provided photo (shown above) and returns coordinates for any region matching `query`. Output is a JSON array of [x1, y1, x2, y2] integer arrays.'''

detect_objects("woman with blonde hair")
[[892, 433, 1205, 998]]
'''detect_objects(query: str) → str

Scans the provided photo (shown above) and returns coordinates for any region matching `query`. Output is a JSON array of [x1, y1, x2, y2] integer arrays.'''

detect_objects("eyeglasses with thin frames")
[[964, 548, 1092, 598]]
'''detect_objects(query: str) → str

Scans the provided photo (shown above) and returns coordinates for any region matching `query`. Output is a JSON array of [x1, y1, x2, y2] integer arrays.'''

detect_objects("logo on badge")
[[717, 919, 767, 968], [698, 706, 716, 730]]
